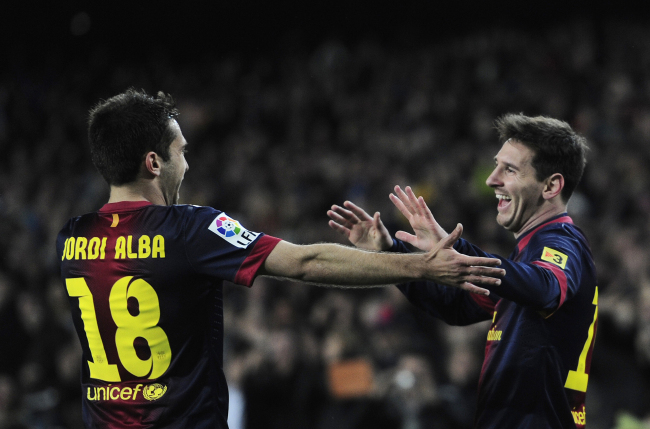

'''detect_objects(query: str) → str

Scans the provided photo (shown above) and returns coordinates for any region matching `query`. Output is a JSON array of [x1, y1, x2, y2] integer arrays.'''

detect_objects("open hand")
[[327, 201, 393, 251], [390, 185, 448, 252], [425, 223, 504, 295]]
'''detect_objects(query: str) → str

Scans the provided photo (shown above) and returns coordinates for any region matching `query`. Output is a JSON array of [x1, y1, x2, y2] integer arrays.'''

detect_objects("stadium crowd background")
[[2, 4, 650, 429]]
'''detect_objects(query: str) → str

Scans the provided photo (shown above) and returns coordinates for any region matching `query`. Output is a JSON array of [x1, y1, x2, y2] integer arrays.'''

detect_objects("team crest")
[[541, 247, 568, 269], [208, 213, 259, 249], [143, 383, 167, 401]]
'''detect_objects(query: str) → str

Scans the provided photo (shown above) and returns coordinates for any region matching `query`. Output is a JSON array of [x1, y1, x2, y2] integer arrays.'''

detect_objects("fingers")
[[458, 282, 490, 296], [465, 265, 506, 278], [342, 201, 374, 221], [394, 186, 418, 214], [372, 211, 383, 228], [327, 209, 355, 229], [463, 275, 502, 287], [389, 193, 412, 220], [328, 220, 351, 237], [439, 223, 462, 248], [404, 186, 423, 215], [464, 257, 504, 268], [395, 230, 418, 245]]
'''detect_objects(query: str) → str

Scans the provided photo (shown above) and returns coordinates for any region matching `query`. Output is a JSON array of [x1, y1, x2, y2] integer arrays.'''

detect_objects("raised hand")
[[424, 223, 504, 294], [390, 185, 448, 252], [327, 201, 393, 251]]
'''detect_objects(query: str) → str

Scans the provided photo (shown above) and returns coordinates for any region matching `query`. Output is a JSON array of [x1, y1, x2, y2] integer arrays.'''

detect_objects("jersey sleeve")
[[390, 239, 495, 326], [183, 207, 280, 287], [455, 228, 584, 314]]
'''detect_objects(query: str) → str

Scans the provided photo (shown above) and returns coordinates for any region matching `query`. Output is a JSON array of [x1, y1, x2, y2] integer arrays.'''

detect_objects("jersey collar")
[[98, 201, 154, 213], [515, 213, 573, 254]]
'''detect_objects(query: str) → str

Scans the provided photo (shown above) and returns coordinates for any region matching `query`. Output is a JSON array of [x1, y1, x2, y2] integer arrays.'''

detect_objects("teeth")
[[496, 195, 511, 200]]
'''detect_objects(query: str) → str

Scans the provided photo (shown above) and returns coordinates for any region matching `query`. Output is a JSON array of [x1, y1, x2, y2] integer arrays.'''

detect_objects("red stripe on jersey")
[[470, 293, 496, 314], [532, 260, 568, 308], [517, 216, 573, 253], [234, 235, 282, 287]]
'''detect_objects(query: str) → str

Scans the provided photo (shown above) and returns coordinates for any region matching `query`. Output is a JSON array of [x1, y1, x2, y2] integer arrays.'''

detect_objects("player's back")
[[57, 201, 277, 428]]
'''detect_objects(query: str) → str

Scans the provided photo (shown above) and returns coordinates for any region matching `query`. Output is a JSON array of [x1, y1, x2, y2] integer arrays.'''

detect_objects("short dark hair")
[[88, 89, 180, 185], [495, 113, 588, 202]]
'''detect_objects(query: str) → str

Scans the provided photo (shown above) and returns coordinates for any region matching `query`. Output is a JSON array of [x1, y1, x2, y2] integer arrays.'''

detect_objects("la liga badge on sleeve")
[[208, 213, 260, 249]]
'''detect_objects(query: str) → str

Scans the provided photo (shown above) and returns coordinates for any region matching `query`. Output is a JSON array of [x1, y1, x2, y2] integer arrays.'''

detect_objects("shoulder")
[[529, 221, 588, 250], [525, 221, 592, 268], [164, 204, 223, 224]]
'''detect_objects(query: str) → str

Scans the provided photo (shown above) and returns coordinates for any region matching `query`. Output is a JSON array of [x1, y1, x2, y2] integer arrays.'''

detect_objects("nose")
[[486, 167, 501, 188]]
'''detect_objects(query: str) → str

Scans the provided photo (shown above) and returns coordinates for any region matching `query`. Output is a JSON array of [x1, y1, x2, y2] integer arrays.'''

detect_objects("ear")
[[542, 173, 564, 201], [144, 151, 162, 177]]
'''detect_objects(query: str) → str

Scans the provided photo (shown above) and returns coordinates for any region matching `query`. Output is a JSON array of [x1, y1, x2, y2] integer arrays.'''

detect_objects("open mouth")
[[496, 194, 512, 210]]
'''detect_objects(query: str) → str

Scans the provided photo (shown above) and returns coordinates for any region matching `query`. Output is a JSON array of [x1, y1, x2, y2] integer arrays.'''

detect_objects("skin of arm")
[[260, 224, 505, 294]]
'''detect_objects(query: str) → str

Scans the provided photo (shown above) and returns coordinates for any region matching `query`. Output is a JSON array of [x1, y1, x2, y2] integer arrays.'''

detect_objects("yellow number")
[[110, 277, 172, 378], [66, 278, 121, 381], [564, 287, 598, 392], [66, 277, 172, 382]]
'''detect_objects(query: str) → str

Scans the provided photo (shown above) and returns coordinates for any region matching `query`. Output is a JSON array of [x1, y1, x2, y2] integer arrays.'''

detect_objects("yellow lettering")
[[487, 328, 503, 342], [120, 387, 132, 400], [66, 237, 76, 260], [152, 235, 165, 258], [115, 237, 126, 259], [87, 387, 97, 400], [127, 236, 137, 258], [110, 387, 120, 400], [100, 237, 107, 259], [88, 237, 100, 260], [572, 406, 586, 425], [98, 386, 106, 401], [62, 238, 69, 261], [139, 235, 151, 258], [133, 384, 143, 400], [75, 237, 88, 260]]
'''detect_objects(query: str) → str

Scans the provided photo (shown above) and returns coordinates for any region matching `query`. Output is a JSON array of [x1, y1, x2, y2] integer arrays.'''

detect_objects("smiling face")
[[159, 120, 189, 205], [486, 140, 547, 236]]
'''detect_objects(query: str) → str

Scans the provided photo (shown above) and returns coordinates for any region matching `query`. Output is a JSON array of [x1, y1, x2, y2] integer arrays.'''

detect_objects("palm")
[[327, 201, 393, 251], [390, 186, 448, 252]]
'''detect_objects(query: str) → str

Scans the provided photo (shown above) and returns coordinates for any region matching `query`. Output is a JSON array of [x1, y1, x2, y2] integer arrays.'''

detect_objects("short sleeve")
[[183, 207, 280, 286]]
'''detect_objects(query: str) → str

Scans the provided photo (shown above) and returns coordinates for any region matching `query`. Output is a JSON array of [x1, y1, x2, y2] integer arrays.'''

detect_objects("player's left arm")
[[455, 230, 583, 314]]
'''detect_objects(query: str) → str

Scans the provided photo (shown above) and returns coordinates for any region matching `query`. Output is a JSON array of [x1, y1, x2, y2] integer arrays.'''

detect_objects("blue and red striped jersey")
[[56, 201, 280, 429], [396, 214, 597, 428]]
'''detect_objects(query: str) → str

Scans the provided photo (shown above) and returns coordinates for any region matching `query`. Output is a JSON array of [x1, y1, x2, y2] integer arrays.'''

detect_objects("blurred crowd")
[[2, 18, 650, 429]]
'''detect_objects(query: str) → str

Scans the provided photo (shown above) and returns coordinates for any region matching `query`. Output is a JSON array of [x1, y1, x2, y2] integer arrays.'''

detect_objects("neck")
[[514, 203, 567, 239], [108, 179, 166, 205]]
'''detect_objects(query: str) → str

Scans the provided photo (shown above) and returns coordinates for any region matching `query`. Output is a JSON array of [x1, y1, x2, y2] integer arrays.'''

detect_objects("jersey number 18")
[[66, 276, 172, 382]]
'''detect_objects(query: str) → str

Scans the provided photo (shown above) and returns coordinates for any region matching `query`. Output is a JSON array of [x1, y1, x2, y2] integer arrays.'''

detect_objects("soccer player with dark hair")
[[57, 89, 505, 428], [328, 114, 597, 428]]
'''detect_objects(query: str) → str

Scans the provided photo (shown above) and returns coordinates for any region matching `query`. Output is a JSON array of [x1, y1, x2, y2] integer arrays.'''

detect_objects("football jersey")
[[56, 201, 280, 429], [396, 214, 597, 428]]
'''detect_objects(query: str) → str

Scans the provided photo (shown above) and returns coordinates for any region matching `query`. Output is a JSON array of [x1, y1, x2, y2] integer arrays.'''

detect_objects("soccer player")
[[328, 114, 597, 428], [56, 89, 505, 429]]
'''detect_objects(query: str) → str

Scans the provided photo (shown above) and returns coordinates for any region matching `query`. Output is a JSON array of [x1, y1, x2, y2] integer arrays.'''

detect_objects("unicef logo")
[[143, 383, 167, 401], [215, 216, 241, 238]]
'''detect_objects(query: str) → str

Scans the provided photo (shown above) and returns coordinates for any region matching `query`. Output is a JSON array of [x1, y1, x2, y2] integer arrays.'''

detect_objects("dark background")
[[1, 2, 650, 429]]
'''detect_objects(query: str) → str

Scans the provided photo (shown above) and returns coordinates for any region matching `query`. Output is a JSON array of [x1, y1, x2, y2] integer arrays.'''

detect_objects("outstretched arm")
[[389, 185, 448, 252], [259, 224, 504, 294]]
